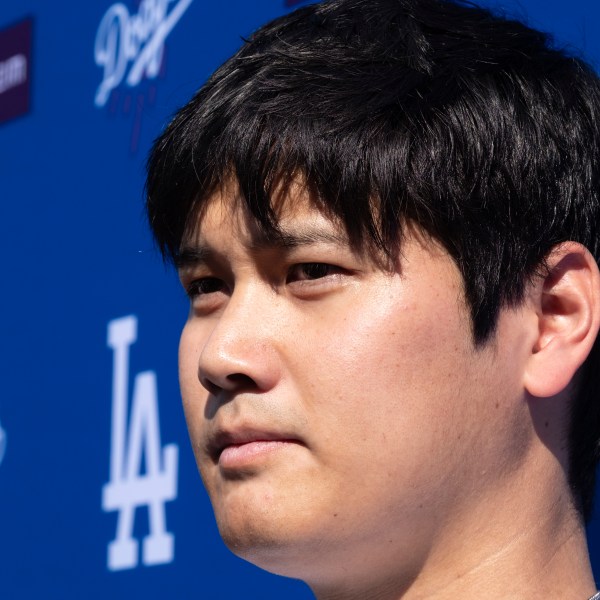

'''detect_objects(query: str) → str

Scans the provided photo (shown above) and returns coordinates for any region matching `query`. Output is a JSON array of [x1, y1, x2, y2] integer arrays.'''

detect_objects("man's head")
[[146, 0, 600, 593]]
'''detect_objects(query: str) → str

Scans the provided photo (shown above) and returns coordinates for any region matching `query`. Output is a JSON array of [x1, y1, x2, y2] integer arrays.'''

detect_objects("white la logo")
[[102, 315, 179, 571], [94, 0, 193, 108]]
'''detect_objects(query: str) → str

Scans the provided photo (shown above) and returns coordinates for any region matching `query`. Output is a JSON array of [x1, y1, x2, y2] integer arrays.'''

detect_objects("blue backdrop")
[[0, 1, 598, 598]]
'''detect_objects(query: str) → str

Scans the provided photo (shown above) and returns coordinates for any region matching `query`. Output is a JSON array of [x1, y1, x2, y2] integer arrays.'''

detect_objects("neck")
[[311, 450, 596, 600]]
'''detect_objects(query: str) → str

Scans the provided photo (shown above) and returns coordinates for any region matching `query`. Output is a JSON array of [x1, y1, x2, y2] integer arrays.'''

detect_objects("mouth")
[[208, 428, 303, 467]]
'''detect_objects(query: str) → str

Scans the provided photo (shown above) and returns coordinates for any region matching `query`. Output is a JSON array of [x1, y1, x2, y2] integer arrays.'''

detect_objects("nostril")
[[226, 373, 256, 388], [200, 372, 257, 396]]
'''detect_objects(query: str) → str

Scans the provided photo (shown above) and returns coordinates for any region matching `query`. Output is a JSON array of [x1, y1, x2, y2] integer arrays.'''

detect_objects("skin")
[[177, 183, 599, 599]]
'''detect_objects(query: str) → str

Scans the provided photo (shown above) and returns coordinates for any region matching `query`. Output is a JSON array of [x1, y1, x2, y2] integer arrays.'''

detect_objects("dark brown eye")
[[187, 277, 224, 298], [288, 263, 336, 282], [300, 263, 331, 279]]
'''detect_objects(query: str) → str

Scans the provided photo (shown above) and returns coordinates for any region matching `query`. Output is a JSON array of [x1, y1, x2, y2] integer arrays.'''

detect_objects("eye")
[[186, 277, 226, 299], [287, 263, 342, 282]]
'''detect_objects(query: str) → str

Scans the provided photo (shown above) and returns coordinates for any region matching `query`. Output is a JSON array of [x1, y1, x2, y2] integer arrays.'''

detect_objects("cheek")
[[302, 289, 467, 415], [288, 287, 483, 486], [178, 323, 206, 443], [178, 326, 220, 496], [178, 324, 197, 399]]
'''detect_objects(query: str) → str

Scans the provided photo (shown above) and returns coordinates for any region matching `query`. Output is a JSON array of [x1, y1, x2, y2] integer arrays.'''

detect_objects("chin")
[[216, 517, 312, 577], [204, 462, 335, 573], [210, 490, 339, 579]]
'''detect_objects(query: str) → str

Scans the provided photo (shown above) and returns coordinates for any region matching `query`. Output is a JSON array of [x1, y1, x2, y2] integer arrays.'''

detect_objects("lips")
[[207, 427, 302, 465]]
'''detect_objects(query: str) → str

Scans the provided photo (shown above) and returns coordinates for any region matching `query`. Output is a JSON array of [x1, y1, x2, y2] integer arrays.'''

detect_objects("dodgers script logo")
[[94, 0, 193, 108], [102, 316, 179, 571]]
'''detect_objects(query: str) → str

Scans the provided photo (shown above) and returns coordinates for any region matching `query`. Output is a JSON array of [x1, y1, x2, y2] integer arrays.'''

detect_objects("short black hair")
[[146, 0, 600, 520]]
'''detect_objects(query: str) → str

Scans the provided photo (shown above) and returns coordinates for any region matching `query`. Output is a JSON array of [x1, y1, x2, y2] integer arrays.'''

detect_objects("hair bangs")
[[148, 93, 399, 263]]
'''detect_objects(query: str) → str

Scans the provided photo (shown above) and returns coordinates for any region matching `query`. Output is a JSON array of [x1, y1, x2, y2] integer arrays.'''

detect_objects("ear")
[[523, 242, 600, 398]]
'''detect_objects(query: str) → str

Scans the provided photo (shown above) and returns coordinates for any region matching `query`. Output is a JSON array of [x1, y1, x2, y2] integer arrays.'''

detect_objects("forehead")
[[182, 179, 359, 254]]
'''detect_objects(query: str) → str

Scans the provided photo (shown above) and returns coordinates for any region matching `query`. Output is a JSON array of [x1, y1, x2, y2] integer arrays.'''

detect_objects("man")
[[145, 0, 600, 597]]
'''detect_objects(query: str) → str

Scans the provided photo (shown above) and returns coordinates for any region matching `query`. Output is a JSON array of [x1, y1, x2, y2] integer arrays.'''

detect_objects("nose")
[[196, 284, 282, 397]]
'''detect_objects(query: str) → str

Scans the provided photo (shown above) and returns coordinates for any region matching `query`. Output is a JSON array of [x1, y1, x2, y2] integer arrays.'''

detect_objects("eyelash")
[[185, 262, 342, 300], [287, 262, 342, 283], [186, 277, 225, 299]]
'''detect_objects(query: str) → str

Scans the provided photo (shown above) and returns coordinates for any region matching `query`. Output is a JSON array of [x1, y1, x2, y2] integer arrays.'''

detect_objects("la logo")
[[102, 316, 179, 571]]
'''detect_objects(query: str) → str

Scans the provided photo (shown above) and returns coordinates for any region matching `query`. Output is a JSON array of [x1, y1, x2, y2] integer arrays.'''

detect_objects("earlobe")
[[523, 242, 600, 398]]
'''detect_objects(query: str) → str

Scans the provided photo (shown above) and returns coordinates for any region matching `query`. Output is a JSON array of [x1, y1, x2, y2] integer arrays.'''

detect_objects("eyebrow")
[[175, 227, 350, 270], [251, 228, 349, 250], [175, 246, 213, 270]]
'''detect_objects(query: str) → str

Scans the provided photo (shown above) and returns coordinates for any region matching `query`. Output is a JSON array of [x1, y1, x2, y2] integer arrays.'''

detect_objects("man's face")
[[177, 184, 530, 587]]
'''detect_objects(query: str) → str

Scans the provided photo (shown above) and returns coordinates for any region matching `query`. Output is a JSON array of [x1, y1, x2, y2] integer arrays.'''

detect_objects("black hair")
[[146, 0, 600, 520]]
